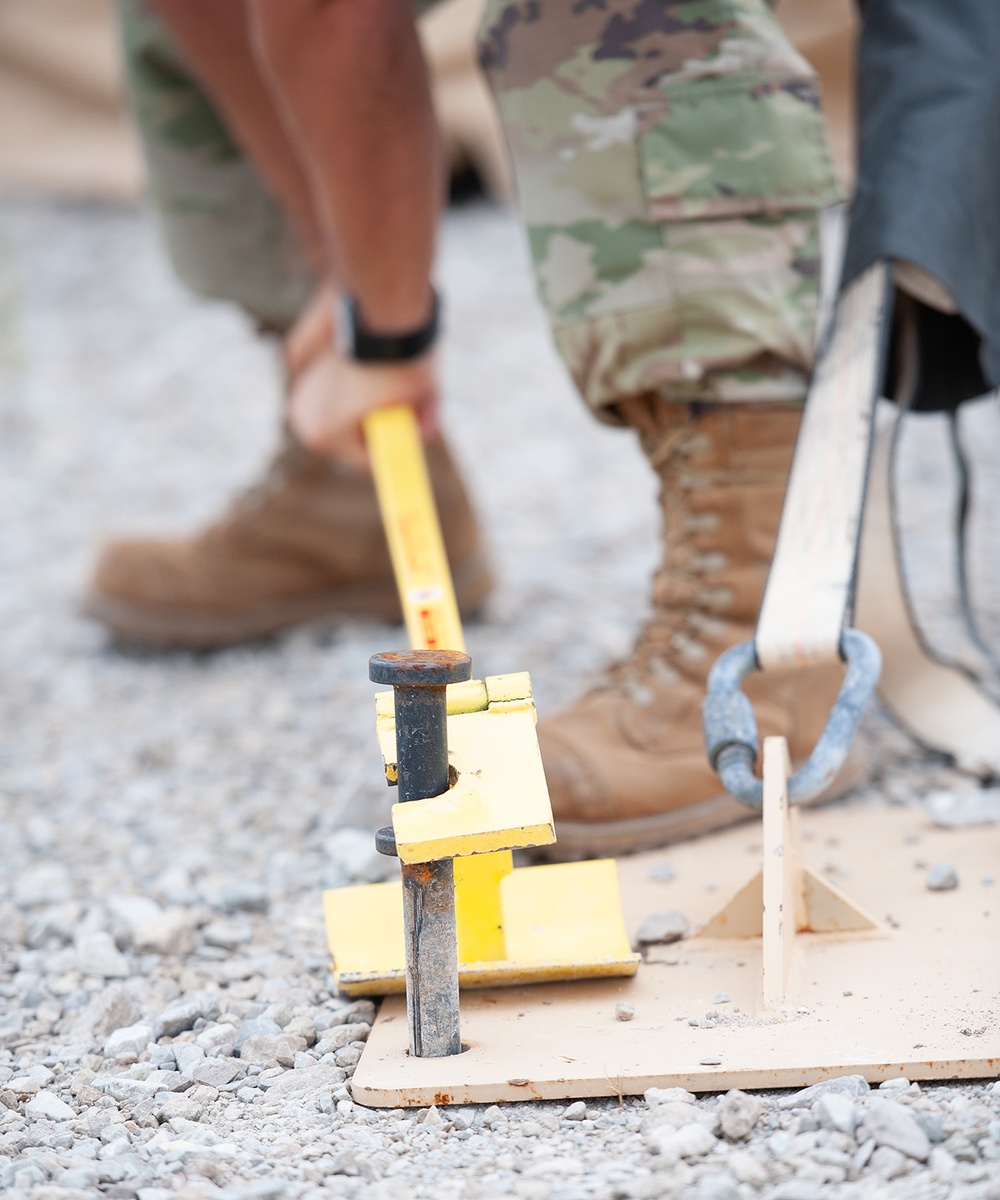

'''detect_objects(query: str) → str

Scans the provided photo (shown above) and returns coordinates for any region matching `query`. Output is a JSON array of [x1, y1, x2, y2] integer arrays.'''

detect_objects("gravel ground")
[[0, 196, 998, 1200]]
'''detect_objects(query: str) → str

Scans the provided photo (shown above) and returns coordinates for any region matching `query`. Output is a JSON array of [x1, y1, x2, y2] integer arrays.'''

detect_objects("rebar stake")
[[370, 649, 472, 1058]]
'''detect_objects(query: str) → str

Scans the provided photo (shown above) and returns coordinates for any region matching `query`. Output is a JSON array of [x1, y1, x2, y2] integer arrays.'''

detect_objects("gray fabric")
[[843, 0, 1000, 406]]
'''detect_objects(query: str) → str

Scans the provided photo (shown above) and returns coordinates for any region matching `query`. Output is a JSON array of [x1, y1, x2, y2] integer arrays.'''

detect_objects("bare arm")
[[153, 0, 444, 465], [248, 0, 443, 334]]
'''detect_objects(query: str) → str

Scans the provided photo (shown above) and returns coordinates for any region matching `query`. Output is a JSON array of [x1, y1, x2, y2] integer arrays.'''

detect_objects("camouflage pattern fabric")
[[117, 0, 841, 412], [478, 0, 842, 417], [116, 0, 314, 331]]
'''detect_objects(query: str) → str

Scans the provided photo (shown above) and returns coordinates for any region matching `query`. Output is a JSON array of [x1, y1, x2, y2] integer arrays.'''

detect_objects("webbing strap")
[[755, 262, 892, 669]]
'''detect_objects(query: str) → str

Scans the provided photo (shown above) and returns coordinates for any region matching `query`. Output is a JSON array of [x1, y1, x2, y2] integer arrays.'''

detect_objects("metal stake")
[[370, 649, 472, 1058]]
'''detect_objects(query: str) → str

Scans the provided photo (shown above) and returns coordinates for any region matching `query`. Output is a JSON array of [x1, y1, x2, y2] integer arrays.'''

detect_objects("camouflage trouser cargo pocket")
[[636, 74, 838, 222], [479, 0, 842, 416]]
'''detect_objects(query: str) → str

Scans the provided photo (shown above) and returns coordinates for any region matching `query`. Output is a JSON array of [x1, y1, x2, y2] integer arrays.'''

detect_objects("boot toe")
[[88, 537, 191, 606]]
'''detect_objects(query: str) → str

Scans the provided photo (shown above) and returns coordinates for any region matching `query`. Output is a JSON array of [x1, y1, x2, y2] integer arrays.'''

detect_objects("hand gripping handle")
[[702, 628, 881, 809]]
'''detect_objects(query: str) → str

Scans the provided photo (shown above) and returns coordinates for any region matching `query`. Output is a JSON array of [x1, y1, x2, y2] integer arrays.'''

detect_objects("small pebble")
[[717, 1090, 764, 1140], [926, 862, 959, 891], [926, 787, 1000, 828], [614, 1002, 635, 1022], [563, 1101, 587, 1121], [635, 910, 690, 946]]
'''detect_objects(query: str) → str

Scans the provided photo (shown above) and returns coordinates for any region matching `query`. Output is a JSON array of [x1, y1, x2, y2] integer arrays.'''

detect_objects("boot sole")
[[81, 555, 493, 650], [535, 749, 869, 862]]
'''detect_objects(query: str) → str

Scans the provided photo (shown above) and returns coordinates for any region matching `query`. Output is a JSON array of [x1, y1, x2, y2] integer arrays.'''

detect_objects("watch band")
[[337, 290, 440, 364]]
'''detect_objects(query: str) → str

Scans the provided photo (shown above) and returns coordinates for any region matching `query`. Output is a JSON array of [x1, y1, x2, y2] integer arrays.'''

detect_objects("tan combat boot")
[[539, 397, 863, 859], [83, 432, 492, 648]]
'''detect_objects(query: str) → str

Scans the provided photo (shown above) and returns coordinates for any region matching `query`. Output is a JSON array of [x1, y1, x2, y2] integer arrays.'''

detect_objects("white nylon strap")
[[755, 261, 892, 669]]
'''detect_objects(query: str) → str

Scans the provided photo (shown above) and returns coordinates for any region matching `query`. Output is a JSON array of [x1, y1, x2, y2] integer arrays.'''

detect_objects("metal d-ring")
[[701, 628, 881, 809]]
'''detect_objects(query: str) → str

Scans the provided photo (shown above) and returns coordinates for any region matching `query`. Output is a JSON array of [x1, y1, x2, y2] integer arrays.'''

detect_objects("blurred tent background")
[[0, 0, 143, 201]]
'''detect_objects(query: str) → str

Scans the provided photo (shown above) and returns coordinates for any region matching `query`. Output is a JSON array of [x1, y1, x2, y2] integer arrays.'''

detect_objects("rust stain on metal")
[[408, 862, 436, 886]]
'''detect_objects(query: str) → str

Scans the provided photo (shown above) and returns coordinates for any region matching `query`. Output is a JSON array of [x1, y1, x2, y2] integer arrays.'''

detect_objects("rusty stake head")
[[369, 649, 472, 688]]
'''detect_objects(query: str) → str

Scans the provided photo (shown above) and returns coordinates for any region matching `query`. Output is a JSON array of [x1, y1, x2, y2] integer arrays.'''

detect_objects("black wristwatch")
[[336, 290, 440, 364]]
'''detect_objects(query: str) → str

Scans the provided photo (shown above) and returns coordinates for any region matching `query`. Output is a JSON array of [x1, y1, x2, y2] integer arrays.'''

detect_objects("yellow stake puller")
[[323, 405, 639, 997], [364, 404, 520, 963]]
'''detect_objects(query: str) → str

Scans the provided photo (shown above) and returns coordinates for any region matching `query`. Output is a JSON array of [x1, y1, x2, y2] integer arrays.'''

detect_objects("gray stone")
[[779, 1074, 871, 1109], [717, 1090, 764, 1140], [339, 999, 376, 1025], [90, 1075, 161, 1104], [314, 1024, 370, 1056], [635, 911, 690, 946], [190, 1057, 243, 1088], [563, 1101, 587, 1121], [727, 1149, 768, 1188], [333, 1044, 362, 1069], [234, 1016, 283, 1051], [262, 1002, 294, 1028], [107, 895, 162, 929], [24, 1090, 76, 1121], [643, 1101, 718, 1135], [68, 987, 141, 1044], [648, 862, 676, 882], [154, 997, 208, 1039], [195, 1022, 238, 1054], [914, 1111, 947, 1143], [926, 787, 1000, 828], [816, 1091, 857, 1135], [870, 1144, 910, 1179], [861, 1099, 931, 1161], [221, 881, 269, 914], [75, 932, 129, 979], [260, 1064, 346, 1098], [647, 1122, 717, 1162], [926, 862, 959, 891], [27, 901, 82, 948], [239, 1034, 307, 1067], [131, 909, 196, 956], [104, 1022, 153, 1060], [696, 1173, 740, 1200], [153, 1095, 203, 1123], [171, 1043, 205, 1076], [325, 827, 394, 885], [645, 1087, 698, 1107], [929, 1145, 958, 1179], [614, 1002, 635, 1022]]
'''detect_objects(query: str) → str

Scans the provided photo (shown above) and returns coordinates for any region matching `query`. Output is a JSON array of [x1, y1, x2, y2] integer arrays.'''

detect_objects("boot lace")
[[601, 416, 729, 704]]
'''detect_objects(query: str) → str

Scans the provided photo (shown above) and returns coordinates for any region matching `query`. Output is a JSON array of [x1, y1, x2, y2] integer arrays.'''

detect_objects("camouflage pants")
[[118, 0, 840, 413]]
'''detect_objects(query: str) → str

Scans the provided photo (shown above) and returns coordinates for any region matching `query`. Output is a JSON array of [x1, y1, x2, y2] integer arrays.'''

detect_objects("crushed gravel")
[[1, 196, 999, 1200]]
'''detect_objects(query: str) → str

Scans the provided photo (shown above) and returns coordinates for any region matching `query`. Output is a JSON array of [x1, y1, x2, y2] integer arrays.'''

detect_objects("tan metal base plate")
[[351, 801, 999, 1106]]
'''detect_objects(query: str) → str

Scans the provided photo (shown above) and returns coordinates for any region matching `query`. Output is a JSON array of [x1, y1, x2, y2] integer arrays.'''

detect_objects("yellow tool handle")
[[363, 405, 465, 653]]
